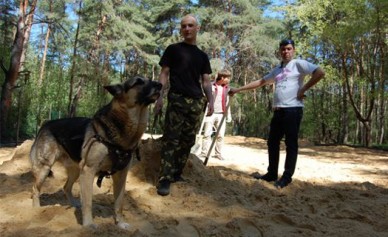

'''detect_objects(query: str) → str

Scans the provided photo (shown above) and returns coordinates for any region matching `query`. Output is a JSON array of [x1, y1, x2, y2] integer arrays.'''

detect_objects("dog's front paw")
[[117, 222, 131, 230]]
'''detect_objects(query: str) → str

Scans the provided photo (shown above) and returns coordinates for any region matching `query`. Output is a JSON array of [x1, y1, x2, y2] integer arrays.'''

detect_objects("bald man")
[[154, 15, 214, 196]]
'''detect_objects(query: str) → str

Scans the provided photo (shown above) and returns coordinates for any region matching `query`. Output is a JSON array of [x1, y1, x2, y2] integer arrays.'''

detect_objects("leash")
[[150, 111, 163, 139]]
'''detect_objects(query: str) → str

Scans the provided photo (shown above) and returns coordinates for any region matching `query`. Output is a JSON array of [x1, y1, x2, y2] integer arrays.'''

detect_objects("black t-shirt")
[[159, 42, 212, 99]]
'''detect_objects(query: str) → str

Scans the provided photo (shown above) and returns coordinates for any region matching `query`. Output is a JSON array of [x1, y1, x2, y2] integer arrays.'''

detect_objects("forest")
[[0, 0, 387, 148]]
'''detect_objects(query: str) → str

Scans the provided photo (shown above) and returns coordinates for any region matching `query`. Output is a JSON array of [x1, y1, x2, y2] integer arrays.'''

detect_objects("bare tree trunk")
[[68, 0, 82, 117], [68, 1, 108, 117], [68, 78, 83, 117], [340, 70, 348, 144], [0, 0, 37, 142], [339, 53, 349, 144], [38, 26, 51, 87], [343, 45, 375, 147], [88, 14, 107, 63], [379, 103, 386, 144], [377, 41, 386, 145], [38, 1, 53, 87]]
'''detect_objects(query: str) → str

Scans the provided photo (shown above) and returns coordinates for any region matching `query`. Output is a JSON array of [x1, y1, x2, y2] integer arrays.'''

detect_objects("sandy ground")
[[0, 135, 387, 237]]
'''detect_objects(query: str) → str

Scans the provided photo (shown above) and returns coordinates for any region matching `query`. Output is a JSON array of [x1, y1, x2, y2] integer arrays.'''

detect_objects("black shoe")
[[274, 176, 292, 189], [251, 172, 277, 182], [157, 179, 171, 196]]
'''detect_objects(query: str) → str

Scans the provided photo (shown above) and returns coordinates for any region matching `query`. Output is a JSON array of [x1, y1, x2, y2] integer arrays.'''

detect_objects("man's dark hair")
[[279, 39, 295, 48]]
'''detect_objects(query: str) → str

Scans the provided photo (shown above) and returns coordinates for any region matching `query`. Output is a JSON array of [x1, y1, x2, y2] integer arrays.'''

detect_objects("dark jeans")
[[267, 107, 303, 180]]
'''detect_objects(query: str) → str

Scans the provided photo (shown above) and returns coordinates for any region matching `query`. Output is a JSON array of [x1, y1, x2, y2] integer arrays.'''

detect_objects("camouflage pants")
[[159, 92, 205, 182]]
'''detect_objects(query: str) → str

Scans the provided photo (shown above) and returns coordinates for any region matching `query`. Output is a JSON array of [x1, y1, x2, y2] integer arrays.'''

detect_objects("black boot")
[[251, 172, 277, 182], [275, 176, 292, 188], [157, 179, 171, 196]]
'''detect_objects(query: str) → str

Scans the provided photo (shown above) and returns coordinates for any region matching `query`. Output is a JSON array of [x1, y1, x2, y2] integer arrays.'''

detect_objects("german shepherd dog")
[[30, 76, 162, 229]]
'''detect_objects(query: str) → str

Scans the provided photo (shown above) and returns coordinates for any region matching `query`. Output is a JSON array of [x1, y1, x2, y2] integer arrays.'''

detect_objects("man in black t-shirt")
[[154, 14, 214, 196]]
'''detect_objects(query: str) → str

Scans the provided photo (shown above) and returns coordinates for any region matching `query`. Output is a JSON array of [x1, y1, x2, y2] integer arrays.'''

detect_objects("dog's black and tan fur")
[[30, 76, 162, 228]]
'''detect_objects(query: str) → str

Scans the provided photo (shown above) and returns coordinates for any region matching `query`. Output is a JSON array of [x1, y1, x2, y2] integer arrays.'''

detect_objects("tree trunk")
[[340, 70, 348, 144], [68, 79, 83, 117], [377, 39, 386, 145], [38, 1, 52, 87], [342, 49, 374, 147], [38, 26, 51, 87], [362, 121, 371, 147], [67, 0, 82, 117], [0, 0, 37, 142]]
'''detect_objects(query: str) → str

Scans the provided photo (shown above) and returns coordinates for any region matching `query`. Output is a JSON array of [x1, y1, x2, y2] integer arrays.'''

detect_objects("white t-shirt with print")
[[263, 59, 318, 108]]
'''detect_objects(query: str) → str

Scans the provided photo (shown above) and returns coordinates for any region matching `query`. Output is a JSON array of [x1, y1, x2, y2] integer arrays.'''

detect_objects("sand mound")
[[0, 136, 387, 237]]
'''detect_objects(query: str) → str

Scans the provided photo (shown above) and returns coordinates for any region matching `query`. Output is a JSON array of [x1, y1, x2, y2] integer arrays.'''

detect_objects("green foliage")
[[282, 0, 388, 146], [0, 0, 386, 146]]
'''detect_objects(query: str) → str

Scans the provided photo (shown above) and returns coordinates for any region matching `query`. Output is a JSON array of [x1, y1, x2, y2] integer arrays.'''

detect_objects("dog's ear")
[[104, 84, 124, 96], [124, 76, 145, 90], [105, 76, 147, 95]]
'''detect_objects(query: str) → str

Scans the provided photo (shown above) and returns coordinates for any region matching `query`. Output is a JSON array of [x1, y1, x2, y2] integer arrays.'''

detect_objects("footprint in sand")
[[272, 214, 316, 231], [227, 218, 264, 237], [175, 220, 201, 237]]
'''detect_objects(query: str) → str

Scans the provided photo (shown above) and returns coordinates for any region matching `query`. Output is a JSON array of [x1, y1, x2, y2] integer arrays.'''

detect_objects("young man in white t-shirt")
[[229, 39, 325, 188]]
